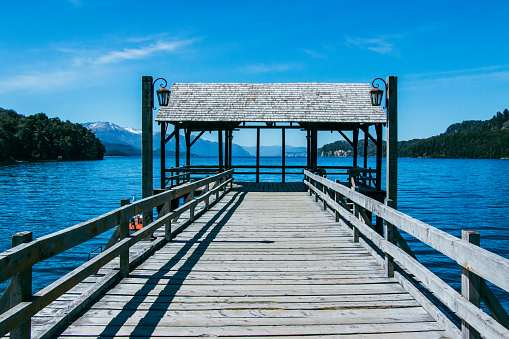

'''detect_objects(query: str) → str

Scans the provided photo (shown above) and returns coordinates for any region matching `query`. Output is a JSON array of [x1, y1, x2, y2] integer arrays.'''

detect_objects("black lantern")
[[156, 87, 170, 106], [370, 78, 387, 107], [152, 77, 169, 109]]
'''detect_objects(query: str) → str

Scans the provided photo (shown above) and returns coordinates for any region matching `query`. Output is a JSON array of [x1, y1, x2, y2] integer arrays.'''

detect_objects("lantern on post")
[[370, 78, 387, 107], [152, 78, 170, 109]]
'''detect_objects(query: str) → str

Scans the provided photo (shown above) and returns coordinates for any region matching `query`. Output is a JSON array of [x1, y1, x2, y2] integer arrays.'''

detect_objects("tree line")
[[319, 109, 509, 159], [0, 109, 105, 162]]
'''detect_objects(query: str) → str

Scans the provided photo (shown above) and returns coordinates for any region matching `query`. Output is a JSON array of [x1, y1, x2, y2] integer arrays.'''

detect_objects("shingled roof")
[[156, 83, 386, 124]]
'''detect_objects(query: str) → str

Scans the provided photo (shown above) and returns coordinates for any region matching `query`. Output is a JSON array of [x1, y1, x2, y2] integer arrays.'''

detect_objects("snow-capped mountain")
[[82, 122, 143, 148], [82, 121, 252, 157]]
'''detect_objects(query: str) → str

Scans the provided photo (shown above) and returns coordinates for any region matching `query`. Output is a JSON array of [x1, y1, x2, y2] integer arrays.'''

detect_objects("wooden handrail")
[[304, 170, 509, 338], [0, 169, 234, 337], [305, 170, 509, 292]]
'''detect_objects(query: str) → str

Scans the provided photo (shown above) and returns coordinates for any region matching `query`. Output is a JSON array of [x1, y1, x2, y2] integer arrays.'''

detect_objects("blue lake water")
[[1, 156, 508, 310]]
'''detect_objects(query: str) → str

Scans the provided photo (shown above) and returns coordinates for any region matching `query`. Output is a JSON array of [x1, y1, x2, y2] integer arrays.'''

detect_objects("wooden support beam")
[[119, 199, 130, 278], [385, 199, 395, 278], [393, 228, 418, 261], [190, 131, 205, 147], [228, 130, 233, 168], [218, 129, 223, 172], [282, 128, 286, 183], [386, 75, 398, 208], [306, 130, 311, 170], [363, 126, 368, 170], [160, 123, 167, 189], [480, 278, 509, 329], [352, 128, 359, 167], [224, 130, 229, 169], [185, 129, 191, 168], [141, 76, 153, 228], [311, 127, 317, 172], [141, 75, 153, 200], [10, 231, 32, 339], [175, 125, 180, 184], [462, 230, 481, 339], [338, 130, 353, 147], [164, 130, 176, 144], [256, 127, 260, 182]]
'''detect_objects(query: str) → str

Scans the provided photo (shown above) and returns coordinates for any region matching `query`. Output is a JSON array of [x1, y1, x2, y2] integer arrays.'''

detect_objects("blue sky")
[[1, 1, 508, 147]]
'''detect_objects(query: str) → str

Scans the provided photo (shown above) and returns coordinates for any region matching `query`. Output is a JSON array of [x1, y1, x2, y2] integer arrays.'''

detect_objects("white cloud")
[[94, 39, 196, 65], [345, 35, 400, 55], [0, 38, 198, 93]]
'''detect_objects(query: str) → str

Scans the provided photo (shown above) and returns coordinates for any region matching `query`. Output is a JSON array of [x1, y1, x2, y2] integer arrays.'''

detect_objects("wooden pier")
[[1, 172, 509, 338], [56, 183, 449, 338]]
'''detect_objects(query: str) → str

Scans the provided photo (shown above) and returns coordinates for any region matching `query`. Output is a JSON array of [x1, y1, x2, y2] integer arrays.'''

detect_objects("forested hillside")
[[319, 109, 509, 159], [0, 108, 105, 162]]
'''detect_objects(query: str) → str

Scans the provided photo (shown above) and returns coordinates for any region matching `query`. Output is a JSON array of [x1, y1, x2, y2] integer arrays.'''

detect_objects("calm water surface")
[[1, 156, 508, 308]]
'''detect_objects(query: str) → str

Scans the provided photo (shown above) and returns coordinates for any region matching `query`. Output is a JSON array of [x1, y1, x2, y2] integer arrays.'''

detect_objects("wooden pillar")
[[224, 130, 229, 169], [119, 198, 130, 278], [160, 123, 167, 189], [311, 127, 317, 172], [185, 129, 191, 168], [375, 124, 383, 192], [363, 126, 368, 169], [385, 76, 398, 277], [282, 128, 286, 183], [306, 129, 311, 170], [10, 231, 32, 339], [375, 123, 384, 233], [218, 129, 223, 171], [256, 127, 260, 182], [352, 128, 359, 167], [386, 75, 398, 208], [142, 76, 153, 226], [228, 130, 233, 168], [462, 230, 481, 339], [175, 125, 180, 184]]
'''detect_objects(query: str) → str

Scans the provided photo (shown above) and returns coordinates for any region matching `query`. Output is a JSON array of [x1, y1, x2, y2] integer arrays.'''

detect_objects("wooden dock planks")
[[56, 184, 451, 338]]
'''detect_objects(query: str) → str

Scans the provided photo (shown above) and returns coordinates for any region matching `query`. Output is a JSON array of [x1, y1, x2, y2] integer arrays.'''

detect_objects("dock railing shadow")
[[0, 169, 234, 339], [97, 189, 249, 337], [305, 169, 509, 339]]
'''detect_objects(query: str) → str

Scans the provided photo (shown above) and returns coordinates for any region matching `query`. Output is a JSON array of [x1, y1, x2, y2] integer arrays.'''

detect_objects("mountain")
[[242, 145, 307, 157], [82, 122, 251, 157]]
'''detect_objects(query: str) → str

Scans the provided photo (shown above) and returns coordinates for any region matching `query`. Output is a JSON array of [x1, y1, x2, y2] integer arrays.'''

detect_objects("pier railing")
[[304, 170, 509, 339], [0, 169, 234, 339]]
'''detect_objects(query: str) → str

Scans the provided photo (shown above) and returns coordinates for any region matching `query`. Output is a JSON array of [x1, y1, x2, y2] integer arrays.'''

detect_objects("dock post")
[[334, 179, 340, 222], [256, 127, 260, 182], [462, 230, 481, 339], [142, 75, 154, 227], [119, 198, 130, 277], [10, 231, 32, 339], [282, 128, 286, 183], [386, 76, 398, 209], [352, 187, 359, 242], [384, 199, 395, 278], [204, 175, 210, 210], [322, 176, 327, 211]]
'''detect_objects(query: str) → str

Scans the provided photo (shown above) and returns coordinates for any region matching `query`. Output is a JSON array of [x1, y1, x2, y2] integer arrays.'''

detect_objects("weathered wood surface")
[[57, 184, 450, 338]]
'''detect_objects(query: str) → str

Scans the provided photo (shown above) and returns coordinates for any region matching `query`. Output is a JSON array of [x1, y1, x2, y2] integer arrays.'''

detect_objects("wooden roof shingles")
[[155, 83, 386, 124]]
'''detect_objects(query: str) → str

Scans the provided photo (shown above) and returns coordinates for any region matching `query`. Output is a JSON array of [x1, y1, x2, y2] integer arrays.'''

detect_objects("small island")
[[0, 108, 105, 163]]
